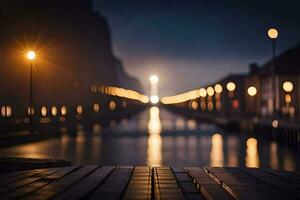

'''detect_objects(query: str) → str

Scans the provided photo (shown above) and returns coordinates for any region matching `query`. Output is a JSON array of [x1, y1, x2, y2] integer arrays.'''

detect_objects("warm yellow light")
[[247, 86, 257, 96], [226, 82, 236, 92], [207, 86, 215, 96], [191, 101, 198, 110], [214, 84, 223, 94], [267, 28, 278, 39], [285, 94, 291, 103], [76, 105, 83, 114], [150, 95, 159, 104], [272, 120, 279, 128], [93, 103, 100, 112], [26, 50, 36, 61], [51, 106, 57, 116], [61, 106, 67, 116], [41, 106, 47, 117], [282, 81, 293, 92], [199, 88, 207, 97], [109, 101, 116, 111], [149, 75, 159, 83]]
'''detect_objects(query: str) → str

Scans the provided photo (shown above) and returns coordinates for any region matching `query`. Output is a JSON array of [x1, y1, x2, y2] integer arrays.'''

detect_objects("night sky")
[[94, 0, 300, 96]]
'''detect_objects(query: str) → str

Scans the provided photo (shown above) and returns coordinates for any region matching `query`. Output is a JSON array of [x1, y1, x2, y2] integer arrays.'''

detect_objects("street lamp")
[[247, 86, 257, 97], [149, 75, 159, 104], [267, 28, 279, 118], [26, 50, 36, 133], [282, 81, 293, 119]]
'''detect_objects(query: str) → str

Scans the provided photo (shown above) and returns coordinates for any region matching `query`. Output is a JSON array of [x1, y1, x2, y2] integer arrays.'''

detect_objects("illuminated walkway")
[[1, 166, 299, 199]]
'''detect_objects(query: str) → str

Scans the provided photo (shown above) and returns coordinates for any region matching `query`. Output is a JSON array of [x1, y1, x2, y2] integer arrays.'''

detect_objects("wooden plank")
[[89, 166, 133, 200], [123, 166, 152, 200], [225, 167, 290, 200], [171, 167, 203, 200], [0, 167, 61, 195], [154, 167, 185, 200], [186, 167, 234, 200], [3, 166, 80, 200], [205, 167, 262, 200], [0, 168, 48, 187], [24, 166, 97, 200], [54, 166, 115, 199], [241, 168, 300, 199]]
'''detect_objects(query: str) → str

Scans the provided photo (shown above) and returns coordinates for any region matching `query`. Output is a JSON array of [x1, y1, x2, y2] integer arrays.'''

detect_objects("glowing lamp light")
[[149, 75, 159, 83], [214, 84, 223, 94], [199, 88, 207, 97], [26, 50, 36, 61], [282, 81, 293, 92], [272, 120, 279, 128], [207, 86, 215, 96], [150, 95, 159, 104], [226, 82, 236, 92], [267, 28, 278, 39], [247, 86, 257, 96]]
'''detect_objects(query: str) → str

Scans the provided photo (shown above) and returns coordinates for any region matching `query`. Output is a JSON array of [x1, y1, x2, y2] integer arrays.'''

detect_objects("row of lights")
[[91, 85, 149, 104], [1, 101, 120, 118], [161, 80, 294, 105]]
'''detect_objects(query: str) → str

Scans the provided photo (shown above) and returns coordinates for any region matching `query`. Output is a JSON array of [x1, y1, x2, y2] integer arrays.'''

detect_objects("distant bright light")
[[272, 120, 279, 128], [214, 84, 223, 94], [282, 81, 293, 92], [267, 28, 278, 39], [150, 95, 159, 104], [226, 82, 236, 92], [207, 86, 215, 96], [199, 88, 207, 97], [26, 50, 36, 61], [149, 75, 159, 83], [247, 86, 257, 96]]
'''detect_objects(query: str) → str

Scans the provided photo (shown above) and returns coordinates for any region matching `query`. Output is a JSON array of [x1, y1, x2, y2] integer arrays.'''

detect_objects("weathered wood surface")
[[0, 166, 299, 200]]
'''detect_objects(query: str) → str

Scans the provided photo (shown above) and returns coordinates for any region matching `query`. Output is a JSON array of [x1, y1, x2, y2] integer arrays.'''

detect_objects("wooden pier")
[[0, 166, 299, 200]]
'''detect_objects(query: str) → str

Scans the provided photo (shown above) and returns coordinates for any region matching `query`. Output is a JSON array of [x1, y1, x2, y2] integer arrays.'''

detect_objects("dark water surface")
[[0, 106, 299, 171]]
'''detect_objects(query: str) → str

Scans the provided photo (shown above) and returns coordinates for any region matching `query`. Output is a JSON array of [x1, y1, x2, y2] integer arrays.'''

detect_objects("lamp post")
[[26, 50, 36, 133], [267, 28, 279, 118]]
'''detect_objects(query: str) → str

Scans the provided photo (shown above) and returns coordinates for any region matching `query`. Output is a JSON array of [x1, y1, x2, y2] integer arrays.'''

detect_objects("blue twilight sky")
[[94, 0, 300, 96]]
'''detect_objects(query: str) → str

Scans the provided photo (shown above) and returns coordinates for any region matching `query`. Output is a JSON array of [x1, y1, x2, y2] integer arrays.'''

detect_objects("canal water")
[[0, 106, 299, 171]]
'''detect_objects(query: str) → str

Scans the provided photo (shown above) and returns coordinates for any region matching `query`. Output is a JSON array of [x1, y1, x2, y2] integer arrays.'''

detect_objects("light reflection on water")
[[0, 106, 299, 171]]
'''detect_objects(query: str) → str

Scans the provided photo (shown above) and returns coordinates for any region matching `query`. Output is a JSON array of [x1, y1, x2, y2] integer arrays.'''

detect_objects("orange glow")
[[26, 50, 36, 60], [285, 94, 291, 103], [210, 133, 224, 167], [267, 28, 278, 39], [100, 86, 149, 103], [207, 86, 215, 96], [27, 107, 34, 115], [214, 84, 223, 94], [109, 101, 116, 111], [226, 82, 236, 92], [247, 86, 257, 96], [191, 101, 198, 110], [160, 89, 201, 104], [51, 106, 57, 116], [272, 120, 279, 128], [93, 103, 100, 112], [61, 106, 67, 116], [246, 138, 259, 168], [1, 106, 12, 117], [76, 105, 83, 114], [41, 106, 47, 117], [282, 81, 293, 92], [199, 88, 207, 97]]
